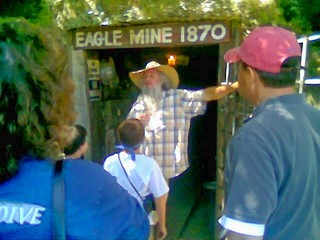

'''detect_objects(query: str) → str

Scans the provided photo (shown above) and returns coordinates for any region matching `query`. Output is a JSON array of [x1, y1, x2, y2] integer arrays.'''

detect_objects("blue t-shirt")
[[223, 94, 320, 240], [0, 158, 149, 239]]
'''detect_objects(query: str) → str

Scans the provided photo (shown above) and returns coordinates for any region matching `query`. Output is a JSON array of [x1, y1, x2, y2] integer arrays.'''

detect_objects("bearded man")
[[127, 60, 238, 239], [127, 60, 238, 181]]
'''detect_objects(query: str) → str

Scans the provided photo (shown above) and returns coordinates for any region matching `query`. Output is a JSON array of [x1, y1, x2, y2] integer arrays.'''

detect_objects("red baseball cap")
[[224, 26, 301, 73]]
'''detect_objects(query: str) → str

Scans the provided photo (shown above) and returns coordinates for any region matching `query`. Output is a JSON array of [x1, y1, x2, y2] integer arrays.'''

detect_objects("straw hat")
[[129, 61, 179, 89]]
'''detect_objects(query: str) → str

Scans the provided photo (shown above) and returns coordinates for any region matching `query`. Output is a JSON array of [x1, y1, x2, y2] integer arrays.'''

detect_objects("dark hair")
[[0, 18, 75, 183], [117, 119, 144, 149], [64, 125, 87, 155], [242, 57, 301, 87]]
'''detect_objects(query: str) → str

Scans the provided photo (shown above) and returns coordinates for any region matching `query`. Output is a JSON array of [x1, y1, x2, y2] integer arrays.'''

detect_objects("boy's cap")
[[224, 26, 301, 73]]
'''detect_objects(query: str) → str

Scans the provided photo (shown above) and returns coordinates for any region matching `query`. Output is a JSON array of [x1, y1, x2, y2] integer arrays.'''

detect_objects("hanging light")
[[167, 54, 176, 66]]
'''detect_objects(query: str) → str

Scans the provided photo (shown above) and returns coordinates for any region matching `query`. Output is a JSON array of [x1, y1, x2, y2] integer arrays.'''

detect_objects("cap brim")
[[224, 47, 241, 63]]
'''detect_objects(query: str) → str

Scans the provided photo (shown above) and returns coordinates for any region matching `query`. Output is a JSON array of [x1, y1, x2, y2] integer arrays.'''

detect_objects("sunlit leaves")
[[46, 0, 282, 31]]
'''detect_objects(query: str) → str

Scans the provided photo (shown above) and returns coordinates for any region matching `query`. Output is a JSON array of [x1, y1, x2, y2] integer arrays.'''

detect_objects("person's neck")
[[124, 148, 140, 154], [256, 86, 295, 105], [66, 150, 83, 159]]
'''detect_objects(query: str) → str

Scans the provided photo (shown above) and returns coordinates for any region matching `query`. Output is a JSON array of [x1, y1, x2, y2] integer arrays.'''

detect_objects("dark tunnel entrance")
[[98, 44, 220, 238], [100, 44, 219, 182]]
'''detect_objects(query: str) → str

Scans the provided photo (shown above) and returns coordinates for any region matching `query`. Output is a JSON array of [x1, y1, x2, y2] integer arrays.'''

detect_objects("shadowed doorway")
[[100, 44, 219, 239]]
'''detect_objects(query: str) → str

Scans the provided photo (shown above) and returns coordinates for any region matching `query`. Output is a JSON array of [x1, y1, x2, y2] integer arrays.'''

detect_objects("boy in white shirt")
[[104, 119, 169, 240]]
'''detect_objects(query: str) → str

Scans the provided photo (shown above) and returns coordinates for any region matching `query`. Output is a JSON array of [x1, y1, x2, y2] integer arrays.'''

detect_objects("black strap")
[[52, 160, 66, 240], [117, 153, 144, 202]]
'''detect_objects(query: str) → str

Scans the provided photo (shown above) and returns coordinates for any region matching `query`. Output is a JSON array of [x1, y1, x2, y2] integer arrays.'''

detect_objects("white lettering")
[[145, 28, 150, 44], [181, 26, 185, 43], [198, 25, 211, 41], [7, 206, 17, 223], [130, 28, 173, 45], [77, 31, 123, 47], [93, 31, 104, 46], [162, 27, 172, 43], [113, 30, 122, 46], [104, 31, 114, 46], [30, 207, 45, 225], [0, 206, 9, 222], [186, 26, 198, 42], [130, 29, 144, 44], [0, 202, 46, 225], [19, 206, 34, 224], [75, 22, 229, 48], [84, 32, 95, 47], [150, 29, 161, 44], [75, 32, 85, 48], [211, 24, 226, 40]]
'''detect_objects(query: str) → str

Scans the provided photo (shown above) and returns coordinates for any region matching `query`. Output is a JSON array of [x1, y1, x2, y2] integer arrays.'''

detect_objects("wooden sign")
[[74, 21, 230, 49]]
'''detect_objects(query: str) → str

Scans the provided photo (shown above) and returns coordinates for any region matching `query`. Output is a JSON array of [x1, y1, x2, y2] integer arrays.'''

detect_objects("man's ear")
[[247, 66, 262, 105], [246, 66, 258, 86]]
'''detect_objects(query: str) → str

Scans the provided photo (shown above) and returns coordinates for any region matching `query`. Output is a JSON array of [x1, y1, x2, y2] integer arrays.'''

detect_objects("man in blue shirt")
[[219, 26, 320, 240]]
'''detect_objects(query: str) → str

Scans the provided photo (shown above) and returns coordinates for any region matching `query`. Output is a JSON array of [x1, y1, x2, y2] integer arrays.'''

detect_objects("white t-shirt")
[[103, 151, 169, 206]]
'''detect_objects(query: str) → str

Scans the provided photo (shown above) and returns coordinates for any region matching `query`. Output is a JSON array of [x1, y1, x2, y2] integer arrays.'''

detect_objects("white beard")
[[141, 84, 163, 113], [140, 84, 166, 133]]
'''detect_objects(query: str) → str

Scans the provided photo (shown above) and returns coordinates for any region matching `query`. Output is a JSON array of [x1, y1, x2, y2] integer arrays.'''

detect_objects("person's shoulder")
[[103, 153, 118, 169], [135, 154, 159, 171], [65, 159, 112, 180], [136, 154, 156, 163], [64, 159, 124, 197], [139, 154, 164, 172], [233, 107, 286, 146], [103, 153, 118, 163], [66, 158, 99, 167], [305, 101, 320, 114]]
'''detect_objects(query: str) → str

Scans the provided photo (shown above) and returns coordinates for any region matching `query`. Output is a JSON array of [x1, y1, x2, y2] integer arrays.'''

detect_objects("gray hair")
[[158, 71, 171, 90]]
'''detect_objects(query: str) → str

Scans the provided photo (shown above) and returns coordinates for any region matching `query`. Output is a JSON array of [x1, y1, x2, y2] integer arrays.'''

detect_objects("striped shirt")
[[127, 89, 207, 179]]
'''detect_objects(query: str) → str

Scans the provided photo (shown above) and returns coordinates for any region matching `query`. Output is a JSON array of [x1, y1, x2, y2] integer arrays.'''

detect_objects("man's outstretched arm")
[[203, 81, 238, 101]]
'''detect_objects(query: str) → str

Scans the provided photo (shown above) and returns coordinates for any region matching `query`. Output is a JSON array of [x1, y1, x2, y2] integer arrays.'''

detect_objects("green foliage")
[[305, 86, 320, 108], [299, 0, 320, 32], [0, 0, 54, 26], [44, 0, 316, 35], [305, 41, 320, 107], [308, 43, 320, 77], [2, 0, 319, 33], [277, 0, 320, 33], [236, 0, 285, 32], [0, 0, 41, 19], [278, 0, 311, 34], [46, 0, 285, 30], [2, 0, 319, 107]]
